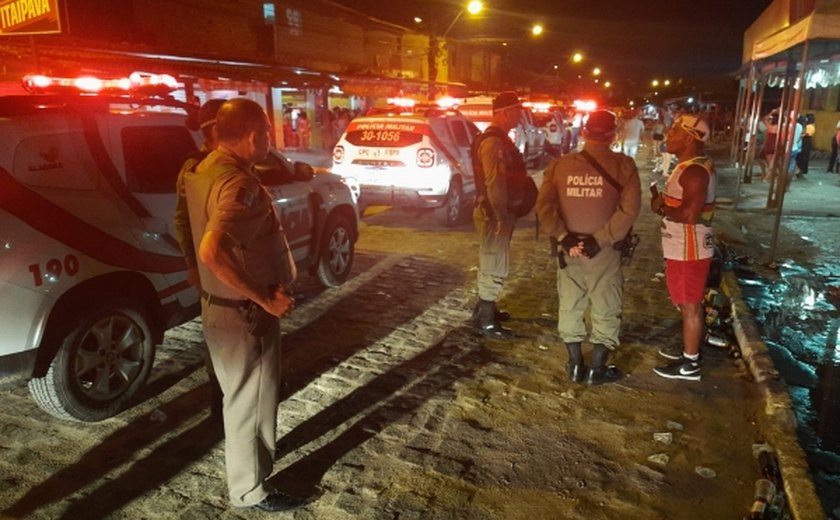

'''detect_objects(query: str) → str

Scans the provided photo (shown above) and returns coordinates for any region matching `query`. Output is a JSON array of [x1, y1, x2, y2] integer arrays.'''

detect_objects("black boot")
[[565, 342, 586, 383], [585, 343, 623, 386], [474, 299, 514, 339], [471, 301, 511, 322]]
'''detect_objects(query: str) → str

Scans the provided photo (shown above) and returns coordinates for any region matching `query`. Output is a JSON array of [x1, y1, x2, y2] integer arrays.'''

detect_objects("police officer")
[[173, 98, 225, 419], [536, 110, 641, 385], [183, 98, 303, 512], [471, 91, 527, 338]]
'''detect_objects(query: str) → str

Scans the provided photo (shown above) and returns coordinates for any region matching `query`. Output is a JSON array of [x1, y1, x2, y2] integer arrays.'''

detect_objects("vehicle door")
[[256, 150, 315, 264], [446, 117, 476, 194]]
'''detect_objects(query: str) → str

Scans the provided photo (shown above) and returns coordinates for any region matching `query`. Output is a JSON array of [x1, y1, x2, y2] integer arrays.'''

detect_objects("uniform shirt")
[[185, 149, 296, 299], [173, 144, 211, 268], [660, 156, 715, 261], [536, 142, 641, 248]]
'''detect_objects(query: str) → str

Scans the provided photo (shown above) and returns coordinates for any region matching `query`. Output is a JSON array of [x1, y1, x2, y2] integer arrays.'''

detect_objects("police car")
[[331, 101, 479, 226], [0, 73, 359, 421], [458, 96, 547, 168]]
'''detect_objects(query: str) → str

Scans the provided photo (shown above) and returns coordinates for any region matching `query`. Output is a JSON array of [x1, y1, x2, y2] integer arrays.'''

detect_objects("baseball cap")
[[492, 91, 522, 112], [584, 110, 618, 137], [674, 114, 710, 142]]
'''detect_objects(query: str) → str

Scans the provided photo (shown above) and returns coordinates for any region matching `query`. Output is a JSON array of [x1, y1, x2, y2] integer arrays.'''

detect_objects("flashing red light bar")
[[22, 72, 178, 96], [573, 99, 598, 112]]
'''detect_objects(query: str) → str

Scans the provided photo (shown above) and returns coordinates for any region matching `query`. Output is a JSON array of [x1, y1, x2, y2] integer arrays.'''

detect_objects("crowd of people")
[[173, 92, 816, 512], [281, 105, 361, 150]]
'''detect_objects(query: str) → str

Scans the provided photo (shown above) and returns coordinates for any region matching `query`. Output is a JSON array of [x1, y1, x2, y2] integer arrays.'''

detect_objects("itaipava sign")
[[0, 0, 61, 36]]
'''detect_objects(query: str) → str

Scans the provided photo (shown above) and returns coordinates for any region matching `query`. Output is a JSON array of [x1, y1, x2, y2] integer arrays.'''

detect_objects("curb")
[[721, 271, 825, 520]]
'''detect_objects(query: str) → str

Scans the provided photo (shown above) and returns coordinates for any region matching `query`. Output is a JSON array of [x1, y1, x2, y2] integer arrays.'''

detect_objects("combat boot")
[[565, 342, 586, 383], [585, 343, 623, 385], [471, 301, 511, 322], [475, 299, 514, 339]]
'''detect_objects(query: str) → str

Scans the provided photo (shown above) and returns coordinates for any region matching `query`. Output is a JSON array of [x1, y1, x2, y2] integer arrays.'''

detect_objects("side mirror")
[[293, 161, 315, 181]]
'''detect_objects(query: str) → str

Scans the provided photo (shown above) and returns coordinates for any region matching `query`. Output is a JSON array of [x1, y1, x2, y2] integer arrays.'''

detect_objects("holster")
[[245, 300, 276, 337], [613, 233, 641, 266]]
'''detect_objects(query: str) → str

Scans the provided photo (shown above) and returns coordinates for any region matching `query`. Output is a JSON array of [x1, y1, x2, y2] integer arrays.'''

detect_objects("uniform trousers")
[[556, 247, 623, 348], [474, 211, 513, 302], [202, 302, 280, 507]]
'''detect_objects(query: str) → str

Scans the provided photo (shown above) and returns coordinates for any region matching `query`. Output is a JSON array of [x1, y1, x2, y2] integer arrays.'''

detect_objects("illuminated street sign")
[[0, 0, 61, 36]]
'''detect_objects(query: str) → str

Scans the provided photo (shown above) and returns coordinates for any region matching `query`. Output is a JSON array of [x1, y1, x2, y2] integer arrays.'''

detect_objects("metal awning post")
[[768, 41, 809, 265], [736, 73, 765, 209]]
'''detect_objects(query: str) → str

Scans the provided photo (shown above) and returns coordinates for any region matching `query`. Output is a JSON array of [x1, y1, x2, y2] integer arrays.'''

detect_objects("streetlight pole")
[[427, 1, 483, 100]]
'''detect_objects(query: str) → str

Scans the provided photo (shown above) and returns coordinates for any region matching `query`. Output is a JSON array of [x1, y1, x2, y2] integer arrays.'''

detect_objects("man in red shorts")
[[651, 114, 715, 381]]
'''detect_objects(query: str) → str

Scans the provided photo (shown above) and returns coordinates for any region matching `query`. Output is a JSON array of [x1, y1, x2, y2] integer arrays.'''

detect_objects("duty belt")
[[200, 290, 249, 309]]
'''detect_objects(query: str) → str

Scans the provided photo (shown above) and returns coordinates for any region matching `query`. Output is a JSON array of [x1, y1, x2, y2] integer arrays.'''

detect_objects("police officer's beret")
[[493, 91, 522, 112]]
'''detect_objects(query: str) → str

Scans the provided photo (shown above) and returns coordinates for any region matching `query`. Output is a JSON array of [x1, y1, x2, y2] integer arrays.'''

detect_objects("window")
[[806, 87, 826, 111], [263, 2, 276, 25], [449, 120, 470, 148], [286, 7, 302, 36], [122, 127, 197, 193]]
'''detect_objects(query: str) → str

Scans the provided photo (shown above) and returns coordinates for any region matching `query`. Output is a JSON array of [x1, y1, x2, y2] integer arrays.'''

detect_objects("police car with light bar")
[[0, 73, 359, 421], [331, 100, 479, 226]]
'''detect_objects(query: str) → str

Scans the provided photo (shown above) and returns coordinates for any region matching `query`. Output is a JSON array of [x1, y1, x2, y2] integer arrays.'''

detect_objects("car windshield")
[[533, 113, 555, 126]]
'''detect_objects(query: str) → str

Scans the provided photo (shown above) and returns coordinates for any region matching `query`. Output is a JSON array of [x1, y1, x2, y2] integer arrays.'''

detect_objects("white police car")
[[331, 102, 479, 226], [0, 73, 359, 421]]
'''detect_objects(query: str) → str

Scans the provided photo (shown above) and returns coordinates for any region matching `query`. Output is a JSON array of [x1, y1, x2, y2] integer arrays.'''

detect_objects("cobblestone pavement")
[[0, 145, 809, 520]]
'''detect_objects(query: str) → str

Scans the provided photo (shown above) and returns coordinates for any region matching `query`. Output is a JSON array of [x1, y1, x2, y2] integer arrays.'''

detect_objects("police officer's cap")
[[186, 98, 225, 132], [584, 110, 618, 138], [493, 91, 522, 112], [198, 98, 226, 130]]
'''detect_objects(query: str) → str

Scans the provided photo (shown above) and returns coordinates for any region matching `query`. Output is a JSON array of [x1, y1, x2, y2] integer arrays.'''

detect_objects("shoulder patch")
[[235, 187, 256, 209]]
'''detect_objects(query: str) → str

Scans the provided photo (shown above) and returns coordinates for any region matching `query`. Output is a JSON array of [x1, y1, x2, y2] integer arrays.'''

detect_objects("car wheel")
[[316, 213, 356, 287], [435, 179, 463, 227], [28, 300, 155, 422]]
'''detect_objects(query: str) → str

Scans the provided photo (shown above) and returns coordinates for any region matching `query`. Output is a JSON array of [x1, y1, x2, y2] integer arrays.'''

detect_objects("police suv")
[[0, 74, 359, 421], [331, 102, 479, 227]]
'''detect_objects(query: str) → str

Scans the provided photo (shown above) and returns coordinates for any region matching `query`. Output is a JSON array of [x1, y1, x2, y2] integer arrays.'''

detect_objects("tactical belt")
[[201, 290, 249, 309]]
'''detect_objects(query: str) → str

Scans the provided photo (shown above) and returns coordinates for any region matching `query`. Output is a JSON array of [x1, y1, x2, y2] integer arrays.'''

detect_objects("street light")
[[441, 0, 483, 38], [572, 52, 583, 63], [531, 23, 544, 36], [427, 1, 484, 99]]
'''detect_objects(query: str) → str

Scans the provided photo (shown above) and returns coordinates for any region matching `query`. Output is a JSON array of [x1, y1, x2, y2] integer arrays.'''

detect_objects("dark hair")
[[216, 98, 268, 142]]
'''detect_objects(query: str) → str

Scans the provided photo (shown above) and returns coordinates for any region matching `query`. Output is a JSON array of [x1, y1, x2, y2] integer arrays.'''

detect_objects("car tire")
[[28, 300, 155, 422], [435, 179, 463, 227], [316, 213, 355, 287]]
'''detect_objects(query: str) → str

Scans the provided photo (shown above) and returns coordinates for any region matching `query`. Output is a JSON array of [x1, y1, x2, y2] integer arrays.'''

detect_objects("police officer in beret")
[[471, 91, 527, 338]]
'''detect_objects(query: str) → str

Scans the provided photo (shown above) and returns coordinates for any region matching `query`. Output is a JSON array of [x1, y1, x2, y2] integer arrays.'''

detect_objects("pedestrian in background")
[[470, 91, 529, 339], [795, 113, 815, 177], [827, 119, 840, 173], [536, 110, 641, 385], [620, 110, 644, 159], [297, 111, 311, 150], [651, 114, 716, 382], [184, 98, 304, 512], [760, 109, 779, 181], [173, 98, 226, 420]]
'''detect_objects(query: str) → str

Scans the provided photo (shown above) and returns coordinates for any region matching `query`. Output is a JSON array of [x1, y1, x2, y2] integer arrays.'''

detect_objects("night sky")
[[331, 0, 774, 99]]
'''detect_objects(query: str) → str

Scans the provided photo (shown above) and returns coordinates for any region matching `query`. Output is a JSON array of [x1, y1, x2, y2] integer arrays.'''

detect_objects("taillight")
[[416, 147, 435, 168], [333, 145, 345, 164]]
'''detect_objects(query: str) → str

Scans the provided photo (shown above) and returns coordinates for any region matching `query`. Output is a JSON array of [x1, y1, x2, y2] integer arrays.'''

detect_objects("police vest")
[[470, 126, 536, 218], [555, 151, 622, 235]]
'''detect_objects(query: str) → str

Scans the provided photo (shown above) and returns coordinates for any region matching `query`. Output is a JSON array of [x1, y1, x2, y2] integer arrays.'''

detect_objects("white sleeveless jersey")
[[660, 156, 715, 261]]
